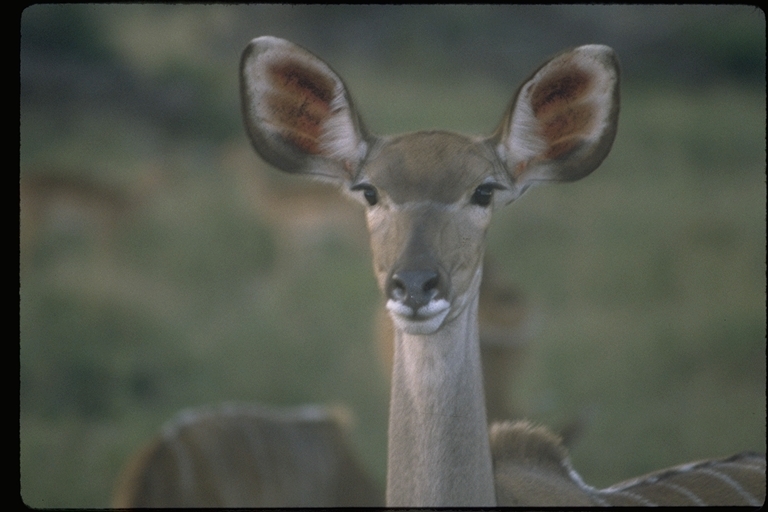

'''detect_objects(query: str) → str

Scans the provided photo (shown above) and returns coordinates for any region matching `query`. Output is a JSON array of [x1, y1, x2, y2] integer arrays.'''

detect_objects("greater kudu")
[[237, 36, 765, 506]]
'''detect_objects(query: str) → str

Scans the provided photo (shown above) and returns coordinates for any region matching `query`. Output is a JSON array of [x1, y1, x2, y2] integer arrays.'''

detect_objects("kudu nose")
[[388, 270, 440, 313]]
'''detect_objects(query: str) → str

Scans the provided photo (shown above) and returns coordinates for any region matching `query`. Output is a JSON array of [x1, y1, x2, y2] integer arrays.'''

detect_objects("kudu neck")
[[386, 279, 497, 506]]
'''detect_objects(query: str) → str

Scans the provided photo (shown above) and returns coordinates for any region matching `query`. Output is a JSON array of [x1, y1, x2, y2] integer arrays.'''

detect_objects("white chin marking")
[[386, 298, 451, 335]]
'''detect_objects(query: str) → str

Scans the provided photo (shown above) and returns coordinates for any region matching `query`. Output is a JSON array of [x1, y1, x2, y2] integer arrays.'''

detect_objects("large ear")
[[240, 36, 370, 183], [493, 45, 620, 196]]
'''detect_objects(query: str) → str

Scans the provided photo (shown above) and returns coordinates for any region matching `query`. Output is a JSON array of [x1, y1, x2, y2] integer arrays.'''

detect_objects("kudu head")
[[240, 36, 619, 336]]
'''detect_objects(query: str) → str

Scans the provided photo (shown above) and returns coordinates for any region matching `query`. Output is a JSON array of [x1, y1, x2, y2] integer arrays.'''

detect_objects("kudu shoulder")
[[490, 420, 766, 507]]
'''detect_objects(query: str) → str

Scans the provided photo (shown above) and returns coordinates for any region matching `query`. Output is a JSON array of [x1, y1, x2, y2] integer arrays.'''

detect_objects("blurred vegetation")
[[19, 5, 765, 507]]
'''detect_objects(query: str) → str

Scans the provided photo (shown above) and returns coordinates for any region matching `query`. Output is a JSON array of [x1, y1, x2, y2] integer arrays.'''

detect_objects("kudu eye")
[[470, 184, 497, 207], [352, 183, 379, 206]]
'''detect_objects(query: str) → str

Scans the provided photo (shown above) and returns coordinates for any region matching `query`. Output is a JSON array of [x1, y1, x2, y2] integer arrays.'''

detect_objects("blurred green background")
[[20, 5, 765, 507]]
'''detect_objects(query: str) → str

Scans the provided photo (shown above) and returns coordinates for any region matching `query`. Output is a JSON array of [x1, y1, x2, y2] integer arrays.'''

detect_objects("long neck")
[[386, 286, 497, 506]]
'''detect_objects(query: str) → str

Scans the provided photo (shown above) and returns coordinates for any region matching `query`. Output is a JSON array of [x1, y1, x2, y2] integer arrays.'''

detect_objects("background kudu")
[[223, 141, 368, 272], [20, 169, 141, 270], [111, 403, 382, 507], [491, 420, 766, 506]]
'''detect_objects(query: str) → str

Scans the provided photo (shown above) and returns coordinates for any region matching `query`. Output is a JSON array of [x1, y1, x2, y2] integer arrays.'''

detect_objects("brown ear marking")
[[532, 65, 596, 161], [530, 64, 593, 119], [265, 60, 338, 156]]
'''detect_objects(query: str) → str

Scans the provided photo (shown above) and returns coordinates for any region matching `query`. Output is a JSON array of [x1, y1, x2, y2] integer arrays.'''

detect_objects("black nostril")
[[423, 274, 439, 294], [388, 270, 440, 312]]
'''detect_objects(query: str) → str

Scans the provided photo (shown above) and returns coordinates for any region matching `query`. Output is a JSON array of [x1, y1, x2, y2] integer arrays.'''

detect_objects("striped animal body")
[[491, 420, 766, 506], [111, 403, 382, 507]]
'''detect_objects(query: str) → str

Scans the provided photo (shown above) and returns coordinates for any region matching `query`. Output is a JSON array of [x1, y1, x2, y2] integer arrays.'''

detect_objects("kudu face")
[[240, 36, 619, 335], [359, 132, 506, 334]]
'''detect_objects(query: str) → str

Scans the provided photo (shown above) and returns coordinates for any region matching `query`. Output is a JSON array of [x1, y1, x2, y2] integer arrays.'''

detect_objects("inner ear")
[[240, 36, 370, 182], [262, 58, 343, 157], [493, 45, 620, 189]]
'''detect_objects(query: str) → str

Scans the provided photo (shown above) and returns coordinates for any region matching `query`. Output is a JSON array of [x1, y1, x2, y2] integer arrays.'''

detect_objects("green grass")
[[20, 49, 765, 509]]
